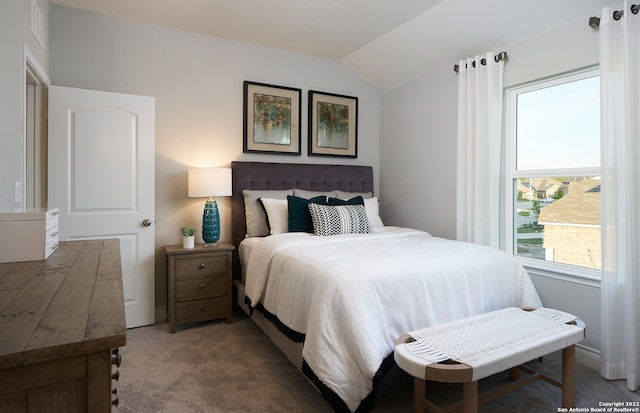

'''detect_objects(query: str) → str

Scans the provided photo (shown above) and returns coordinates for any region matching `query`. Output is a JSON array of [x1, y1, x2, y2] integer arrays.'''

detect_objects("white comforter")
[[244, 227, 542, 412]]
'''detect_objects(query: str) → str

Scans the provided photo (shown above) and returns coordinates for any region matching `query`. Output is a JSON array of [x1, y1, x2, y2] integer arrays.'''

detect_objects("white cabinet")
[[0, 208, 59, 263]]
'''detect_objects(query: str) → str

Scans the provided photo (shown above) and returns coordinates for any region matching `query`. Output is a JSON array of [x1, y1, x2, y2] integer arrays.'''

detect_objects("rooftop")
[[537, 179, 601, 226]]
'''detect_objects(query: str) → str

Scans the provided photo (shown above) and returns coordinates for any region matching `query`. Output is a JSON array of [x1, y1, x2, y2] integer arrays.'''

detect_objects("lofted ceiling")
[[49, 0, 615, 91]]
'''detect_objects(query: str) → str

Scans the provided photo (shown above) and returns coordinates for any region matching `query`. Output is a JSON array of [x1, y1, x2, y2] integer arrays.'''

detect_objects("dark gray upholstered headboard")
[[231, 161, 374, 279]]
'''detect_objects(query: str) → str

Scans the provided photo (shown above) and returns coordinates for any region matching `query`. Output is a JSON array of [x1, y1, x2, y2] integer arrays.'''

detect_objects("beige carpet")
[[116, 311, 639, 412]]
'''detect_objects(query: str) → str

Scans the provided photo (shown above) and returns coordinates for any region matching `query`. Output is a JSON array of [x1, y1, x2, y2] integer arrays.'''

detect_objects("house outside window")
[[505, 68, 601, 274]]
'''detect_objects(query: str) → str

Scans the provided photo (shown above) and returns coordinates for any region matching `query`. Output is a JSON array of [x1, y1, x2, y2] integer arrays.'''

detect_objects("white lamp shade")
[[188, 167, 232, 198]]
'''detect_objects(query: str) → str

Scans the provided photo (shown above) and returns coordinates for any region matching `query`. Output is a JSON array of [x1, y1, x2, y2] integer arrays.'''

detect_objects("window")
[[505, 69, 601, 273]]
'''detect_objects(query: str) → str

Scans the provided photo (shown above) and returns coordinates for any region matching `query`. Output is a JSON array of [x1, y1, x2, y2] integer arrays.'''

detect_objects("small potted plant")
[[180, 226, 196, 249]]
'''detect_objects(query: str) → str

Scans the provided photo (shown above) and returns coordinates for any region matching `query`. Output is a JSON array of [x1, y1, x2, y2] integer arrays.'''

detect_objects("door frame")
[[23, 44, 50, 210]]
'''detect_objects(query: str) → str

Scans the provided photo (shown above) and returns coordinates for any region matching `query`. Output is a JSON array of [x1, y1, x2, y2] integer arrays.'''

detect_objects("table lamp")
[[188, 167, 232, 246]]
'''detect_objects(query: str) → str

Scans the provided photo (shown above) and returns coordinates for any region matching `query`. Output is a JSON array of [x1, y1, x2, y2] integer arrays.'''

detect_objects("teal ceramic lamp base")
[[202, 198, 220, 245]]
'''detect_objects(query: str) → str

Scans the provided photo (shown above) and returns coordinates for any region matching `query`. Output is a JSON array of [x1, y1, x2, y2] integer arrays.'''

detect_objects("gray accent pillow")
[[293, 189, 337, 199], [243, 189, 293, 237], [334, 190, 372, 199]]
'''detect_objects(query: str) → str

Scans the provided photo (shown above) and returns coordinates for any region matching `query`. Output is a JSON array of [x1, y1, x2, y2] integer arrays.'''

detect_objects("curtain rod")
[[453, 51, 507, 73], [589, 3, 639, 28]]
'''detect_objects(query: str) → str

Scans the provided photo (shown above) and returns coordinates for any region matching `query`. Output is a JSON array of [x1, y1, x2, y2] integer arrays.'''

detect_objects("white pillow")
[[243, 189, 293, 237], [363, 197, 384, 228], [308, 203, 372, 236], [258, 198, 288, 235]]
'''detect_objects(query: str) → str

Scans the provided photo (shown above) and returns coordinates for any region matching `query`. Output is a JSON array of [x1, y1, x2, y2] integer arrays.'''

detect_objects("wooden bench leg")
[[562, 345, 576, 408], [413, 377, 426, 413], [462, 381, 478, 413]]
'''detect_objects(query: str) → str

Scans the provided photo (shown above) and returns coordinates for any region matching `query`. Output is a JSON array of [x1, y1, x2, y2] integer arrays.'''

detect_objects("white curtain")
[[456, 52, 505, 248], [599, 1, 640, 391]]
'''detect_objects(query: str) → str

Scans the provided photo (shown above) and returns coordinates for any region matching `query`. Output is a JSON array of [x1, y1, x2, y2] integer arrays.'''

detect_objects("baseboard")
[[155, 306, 167, 324], [576, 343, 600, 371]]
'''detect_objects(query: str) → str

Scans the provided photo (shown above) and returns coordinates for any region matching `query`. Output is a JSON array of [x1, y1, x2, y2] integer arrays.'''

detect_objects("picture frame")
[[308, 90, 358, 158], [243, 81, 301, 155]]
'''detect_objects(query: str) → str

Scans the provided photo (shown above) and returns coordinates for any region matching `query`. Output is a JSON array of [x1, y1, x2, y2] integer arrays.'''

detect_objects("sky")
[[516, 75, 600, 171]]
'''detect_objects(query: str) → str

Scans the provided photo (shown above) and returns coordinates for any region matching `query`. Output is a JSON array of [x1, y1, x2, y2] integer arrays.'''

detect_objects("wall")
[[380, 69, 458, 238], [380, 12, 610, 365], [0, 0, 49, 210], [48, 5, 381, 317]]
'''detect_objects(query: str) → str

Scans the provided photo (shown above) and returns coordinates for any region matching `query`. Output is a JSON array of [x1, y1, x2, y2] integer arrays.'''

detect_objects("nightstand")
[[165, 242, 235, 333]]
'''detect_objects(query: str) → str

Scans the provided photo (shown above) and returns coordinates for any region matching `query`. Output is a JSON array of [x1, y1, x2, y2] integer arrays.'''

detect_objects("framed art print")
[[308, 90, 358, 158], [243, 81, 301, 155]]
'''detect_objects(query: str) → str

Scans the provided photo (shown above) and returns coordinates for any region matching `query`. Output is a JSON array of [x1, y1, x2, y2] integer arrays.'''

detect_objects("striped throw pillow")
[[308, 203, 372, 236]]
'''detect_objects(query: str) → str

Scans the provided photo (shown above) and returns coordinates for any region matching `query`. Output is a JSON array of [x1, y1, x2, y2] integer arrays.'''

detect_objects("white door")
[[48, 86, 155, 328]]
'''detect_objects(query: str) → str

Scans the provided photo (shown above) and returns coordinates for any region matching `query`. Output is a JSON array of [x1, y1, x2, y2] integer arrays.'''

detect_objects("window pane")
[[516, 76, 600, 170], [514, 176, 601, 269]]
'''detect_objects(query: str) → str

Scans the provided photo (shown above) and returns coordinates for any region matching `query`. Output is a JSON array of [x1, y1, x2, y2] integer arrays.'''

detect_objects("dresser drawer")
[[44, 225, 59, 260], [175, 254, 228, 278], [176, 296, 227, 320], [44, 239, 59, 259], [45, 210, 59, 231], [46, 225, 59, 244], [175, 275, 227, 300]]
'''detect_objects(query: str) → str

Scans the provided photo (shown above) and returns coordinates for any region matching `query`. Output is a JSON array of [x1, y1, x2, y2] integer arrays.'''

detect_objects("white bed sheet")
[[243, 226, 542, 412], [239, 236, 260, 285]]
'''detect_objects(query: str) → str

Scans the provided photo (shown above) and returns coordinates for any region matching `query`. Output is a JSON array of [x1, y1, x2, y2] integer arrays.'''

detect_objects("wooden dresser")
[[0, 239, 126, 413]]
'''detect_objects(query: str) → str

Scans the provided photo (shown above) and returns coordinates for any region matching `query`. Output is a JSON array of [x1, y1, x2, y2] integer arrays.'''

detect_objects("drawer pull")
[[112, 353, 122, 367], [112, 370, 120, 381], [112, 397, 119, 407], [112, 388, 118, 396], [112, 348, 119, 356], [199, 283, 206, 289], [200, 306, 205, 311], [199, 263, 206, 269]]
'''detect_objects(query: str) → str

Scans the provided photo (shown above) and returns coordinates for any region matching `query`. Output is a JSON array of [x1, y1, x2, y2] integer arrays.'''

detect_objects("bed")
[[230, 161, 542, 413]]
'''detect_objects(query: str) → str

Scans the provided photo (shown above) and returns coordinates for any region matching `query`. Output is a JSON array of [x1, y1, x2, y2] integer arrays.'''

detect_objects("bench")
[[394, 307, 585, 413]]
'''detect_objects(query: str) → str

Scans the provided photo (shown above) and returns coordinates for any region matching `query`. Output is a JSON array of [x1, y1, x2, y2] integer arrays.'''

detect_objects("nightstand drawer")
[[175, 254, 228, 278], [176, 297, 227, 320], [175, 276, 227, 300]]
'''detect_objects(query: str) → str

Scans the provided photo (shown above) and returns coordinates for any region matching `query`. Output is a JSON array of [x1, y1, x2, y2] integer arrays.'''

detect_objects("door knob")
[[142, 219, 152, 227]]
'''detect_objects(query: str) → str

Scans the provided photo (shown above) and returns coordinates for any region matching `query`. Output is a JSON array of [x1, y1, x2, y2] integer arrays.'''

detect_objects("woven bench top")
[[395, 307, 585, 382]]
